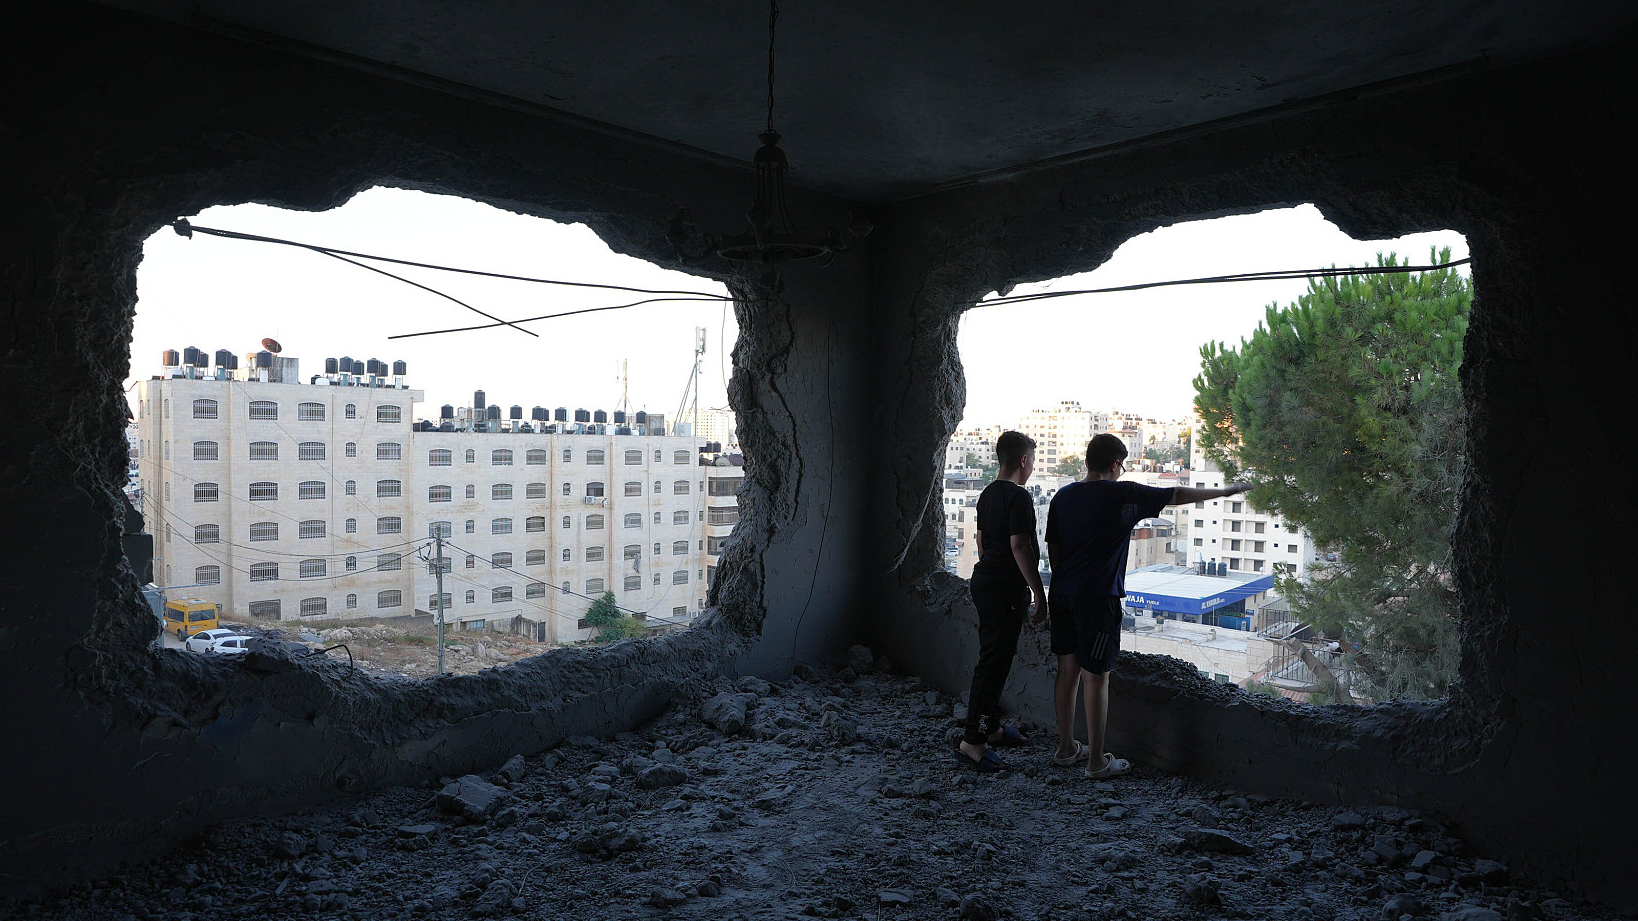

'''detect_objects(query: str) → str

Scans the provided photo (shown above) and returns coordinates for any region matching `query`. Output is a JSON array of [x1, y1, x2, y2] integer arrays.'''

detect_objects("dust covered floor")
[[11, 667, 1608, 921]]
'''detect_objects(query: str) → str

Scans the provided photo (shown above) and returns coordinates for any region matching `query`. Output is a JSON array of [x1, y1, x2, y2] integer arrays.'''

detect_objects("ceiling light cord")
[[766, 0, 779, 135]]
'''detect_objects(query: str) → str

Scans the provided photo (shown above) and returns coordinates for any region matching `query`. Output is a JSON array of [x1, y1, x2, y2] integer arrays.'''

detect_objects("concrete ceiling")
[[103, 1, 1635, 201]]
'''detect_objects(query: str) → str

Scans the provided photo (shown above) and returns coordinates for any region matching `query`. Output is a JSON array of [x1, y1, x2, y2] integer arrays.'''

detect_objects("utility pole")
[[434, 534, 447, 675]]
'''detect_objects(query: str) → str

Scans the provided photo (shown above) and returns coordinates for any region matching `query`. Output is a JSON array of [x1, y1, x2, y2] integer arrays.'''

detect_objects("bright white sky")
[[129, 190, 1467, 430]]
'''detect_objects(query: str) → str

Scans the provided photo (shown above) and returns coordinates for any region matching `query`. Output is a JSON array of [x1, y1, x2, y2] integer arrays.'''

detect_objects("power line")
[[387, 296, 728, 340]]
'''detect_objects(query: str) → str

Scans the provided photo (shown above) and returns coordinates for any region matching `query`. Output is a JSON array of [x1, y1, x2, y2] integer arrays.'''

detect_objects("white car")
[[206, 634, 255, 655], [184, 628, 239, 654]]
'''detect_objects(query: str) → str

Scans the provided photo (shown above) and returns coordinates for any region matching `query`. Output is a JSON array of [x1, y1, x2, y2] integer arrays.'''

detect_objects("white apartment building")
[[684, 407, 738, 449], [136, 352, 724, 643], [1018, 401, 1095, 469], [1187, 436, 1316, 579]]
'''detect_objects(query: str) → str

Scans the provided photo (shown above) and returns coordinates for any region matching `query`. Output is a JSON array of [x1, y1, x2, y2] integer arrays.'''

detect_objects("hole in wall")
[[125, 187, 740, 676], [949, 205, 1470, 705]]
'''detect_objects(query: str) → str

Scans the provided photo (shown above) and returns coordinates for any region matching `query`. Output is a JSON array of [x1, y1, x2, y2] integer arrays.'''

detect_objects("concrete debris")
[[845, 644, 876, 672], [700, 691, 753, 734], [11, 668, 1613, 921]]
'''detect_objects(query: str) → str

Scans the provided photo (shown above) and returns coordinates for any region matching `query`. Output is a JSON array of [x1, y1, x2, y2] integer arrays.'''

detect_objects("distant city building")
[[1187, 432, 1316, 579], [1017, 401, 1096, 469], [134, 349, 732, 641]]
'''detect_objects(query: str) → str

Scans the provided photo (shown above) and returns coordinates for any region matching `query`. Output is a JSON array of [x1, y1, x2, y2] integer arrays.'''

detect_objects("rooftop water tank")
[[392, 360, 407, 376], [574, 408, 590, 423], [531, 406, 548, 422], [554, 407, 568, 422], [440, 404, 455, 419], [161, 349, 180, 367], [487, 405, 502, 420], [216, 349, 234, 368], [182, 346, 201, 366], [351, 360, 365, 375], [634, 411, 648, 424], [474, 390, 486, 410], [510, 405, 523, 420], [613, 410, 626, 424], [255, 350, 273, 369], [324, 357, 339, 374], [593, 409, 607, 424], [338, 355, 352, 373]]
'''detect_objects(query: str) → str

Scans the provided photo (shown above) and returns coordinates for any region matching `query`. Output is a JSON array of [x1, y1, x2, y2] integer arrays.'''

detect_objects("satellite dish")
[[261, 338, 283, 353]]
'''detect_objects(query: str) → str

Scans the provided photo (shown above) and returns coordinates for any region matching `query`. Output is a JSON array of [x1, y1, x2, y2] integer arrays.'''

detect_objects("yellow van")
[[164, 598, 221, 638]]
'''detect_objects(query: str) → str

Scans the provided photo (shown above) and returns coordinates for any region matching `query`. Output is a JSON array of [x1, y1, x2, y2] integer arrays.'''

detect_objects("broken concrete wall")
[[864, 47, 1638, 907], [0, 3, 869, 892]]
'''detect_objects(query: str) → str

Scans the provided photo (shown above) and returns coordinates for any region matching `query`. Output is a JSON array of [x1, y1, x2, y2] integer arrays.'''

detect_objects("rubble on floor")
[[8, 660, 1610, 920]]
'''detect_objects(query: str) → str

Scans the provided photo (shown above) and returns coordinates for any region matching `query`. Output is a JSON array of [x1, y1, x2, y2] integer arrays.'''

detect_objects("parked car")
[[184, 628, 239, 654], [206, 635, 255, 655]]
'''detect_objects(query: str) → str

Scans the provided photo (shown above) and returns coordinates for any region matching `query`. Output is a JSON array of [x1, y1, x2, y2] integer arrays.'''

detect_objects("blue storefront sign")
[[1123, 573, 1274, 617]]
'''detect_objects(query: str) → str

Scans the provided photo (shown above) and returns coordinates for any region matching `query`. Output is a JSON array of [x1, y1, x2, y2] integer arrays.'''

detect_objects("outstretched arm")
[[1170, 483, 1250, 506]]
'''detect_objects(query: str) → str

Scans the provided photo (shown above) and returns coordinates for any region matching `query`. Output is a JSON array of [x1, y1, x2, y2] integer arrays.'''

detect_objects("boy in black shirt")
[[958, 430, 1049, 772]]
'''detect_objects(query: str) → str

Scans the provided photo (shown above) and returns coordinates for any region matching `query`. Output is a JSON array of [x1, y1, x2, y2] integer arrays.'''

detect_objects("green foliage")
[[591, 614, 649, 643], [1193, 249, 1469, 701], [1242, 679, 1282, 698], [1051, 456, 1086, 478], [585, 591, 622, 628]]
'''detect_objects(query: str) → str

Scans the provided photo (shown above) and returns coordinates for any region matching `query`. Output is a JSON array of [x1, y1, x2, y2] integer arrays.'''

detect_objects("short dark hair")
[[1085, 433, 1128, 472], [996, 430, 1036, 469]]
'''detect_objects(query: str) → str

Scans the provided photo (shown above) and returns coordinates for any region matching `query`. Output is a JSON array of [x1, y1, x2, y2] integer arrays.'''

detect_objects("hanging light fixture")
[[716, 0, 869, 266]]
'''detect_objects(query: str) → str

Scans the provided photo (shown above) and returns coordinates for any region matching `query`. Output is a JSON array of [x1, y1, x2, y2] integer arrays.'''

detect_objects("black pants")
[[963, 576, 1029, 746]]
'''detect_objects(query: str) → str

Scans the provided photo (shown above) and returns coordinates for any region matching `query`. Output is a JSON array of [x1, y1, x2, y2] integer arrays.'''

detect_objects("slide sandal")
[[1086, 754, 1132, 779], [955, 748, 1006, 773], [1051, 740, 1090, 767], [988, 725, 1030, 748]]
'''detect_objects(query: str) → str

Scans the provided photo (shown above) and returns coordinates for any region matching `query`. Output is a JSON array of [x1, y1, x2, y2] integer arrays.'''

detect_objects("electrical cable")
[[387, 296, 728, 340]]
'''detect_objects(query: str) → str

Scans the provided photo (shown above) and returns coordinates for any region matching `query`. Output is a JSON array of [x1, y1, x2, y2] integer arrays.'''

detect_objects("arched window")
[[624, 575, 642, 591], [526, 516, 545, 532], [248, 600, 281, 618], [672, 540, 689, 555], [673, 570, 689, 584], [300, 597, 328, 617], [429, 449, 452, 466], [465, 590, 476, 604], [466, 484, 476, 499], [248, 400, 278, 420], [585, 578, 605, 593], [377, 442, 402, 460], [377, 516, 402, 534], [526, 482, 548, 499], [248, 441, 278, 460], [377, 591, 403, 609], [377, 553, 402, 571], [623, 513, 642, 529], [345, 518, 357, 533], [654, 480, 661, 494], [466, 554, 476, 569], [249, 521, 278, 541], [345, 442, 357, 458], [526, 549, 546, 566], [299, 519, 326, 539], [585, 481, 605, 497], [673, 480, 690, 494], [492, 552, 513, 569], [465, 448, 476, 463], [585, 514, 605, 530], [674, 450, 691, 464], [298, 481, 325, 500], [377, 479, 402, 498], [493, 587, 513, 603], [192, 441, 218, 461], [492, 449, 514, 466], [298, 442, 325, 461], [492, 518, 513, 534], [623, 544, 641, 560], [429, 485, 452, 502], [624, 449, 644, 465], [526, 449, 548, 465], [428, 520, 452, 538], [194, 524, 220, 544], [561, 482, 571, 496], [345, 556, 357, 572], [192, 399, 218, 419], [345, 480, 356, 495], [297, 402, 325, 421], [376, 405, 402, 423], [428, 593, 451, 610], [344, 403, 357, 419], [193, 482, 219, 502], [346, 594, 358, 610], [466, 519, 476, 533], [562, 548, 572, 562], [299, 559, 327, 579], [562, 448, 572, 463], [249, 562, 278, 581], [561, 516, 571, 529], [561, 582, 570, 594], [586, 449, 606, 465], [527, 582, 546, 599], [492, 483, 513, 500], [624, 481, 643, 496], [585, 546, 605, 562], [673, 510, 690, 524], [195, 565, 220, 585]]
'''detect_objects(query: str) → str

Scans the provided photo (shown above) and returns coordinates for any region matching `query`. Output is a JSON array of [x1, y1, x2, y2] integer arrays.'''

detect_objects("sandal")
[[1086, 753, 1132, 779], [955, 747, 1006, 773], [988, 725, 1030, 748], [1051, 740, 1090, 767]]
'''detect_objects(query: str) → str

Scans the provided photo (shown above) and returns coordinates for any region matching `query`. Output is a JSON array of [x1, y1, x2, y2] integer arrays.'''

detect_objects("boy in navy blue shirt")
[[1044, 433, 1248, 778]]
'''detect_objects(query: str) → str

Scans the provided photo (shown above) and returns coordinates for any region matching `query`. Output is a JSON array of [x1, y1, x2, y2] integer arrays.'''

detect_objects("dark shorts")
[[1049, 591, 1123, 674]]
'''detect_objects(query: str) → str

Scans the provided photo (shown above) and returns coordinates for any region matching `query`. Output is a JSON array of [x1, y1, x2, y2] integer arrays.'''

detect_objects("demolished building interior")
[[3, 0, 1636, 912]]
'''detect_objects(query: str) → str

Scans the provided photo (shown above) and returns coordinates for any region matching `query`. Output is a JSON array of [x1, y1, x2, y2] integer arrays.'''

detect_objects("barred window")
[[653, 480, 661, 493], [562, 548, 571, 562], [709, 507, 740, 525], [527, 582, 546, 599], [465, 449, 476, 463], [194, 482, 219, 502], [586, 449, 606, 465], [345, 442, 357, 458], [623, 513, 642, 529], [346, 594, 358, 610], [526, 549, 546, 566], [492, 449, 514, 466], [299, 481, 325, 500], [249, 441, 278, 461], [562, 483, 571, 496], [624, 449, 644, 465], [674, 450, 691, 464], [429, 485, 452, 503], [655, 450, 663, 462], [345, 518, 357, 534], [623, 544, 641, 560], [673, 480, 690, 495], [585, 514, 605, 530], [466, 519, 476, 533], [493, 483, 513, 500], [249, 522, 278, 541], [466, 554, 476, 569], [674, 510, 690, 524], [299, 519, 326, 539], [345, 556, 357, 572], [377, 553, 402, 571], [526, 482, 548, 499], [195, 524, 220, 544], [672, 540, 688, 555], [248, 400, 278, 420], [377, 516, 402, 534], [427, 556, 451, 575], [195, 565, 221, 585], [561, 516, 571, 529], [466, 484, 476, 499], [192, 399, 218, 419], [624, 481, 643, 496], [585, 579, 605, 593], [345, 480, 356, 496], [492, 552, 513, 569], [377, 479, 402, 498], [298, 402, 325, 421], [585, 481, 605, 498], [299, 559, 327, 579], [526, 516, 545, 532], [562, 448, 572, 463], [250, 562, 278, 581], [526, 449, 548, 465], [624, 575, 642, 591], [344, 403, 356, 419], [377, 442, 402, 460], [299, 442, 326, 461], [193, 441, 218, 461], [465, 590, 476, 602], [248, 600, 281, 618], [428, 593, 452, 610], [377, 590, 403, 609], [708, 535, 727, 554], [585, 546, 605, 562], [428, 520, 452, 538], [492, 517, 513, 535], [561, 582, 571, 594], [429, 448, 453, 466], [673, 570, 689, 585], [300, 597, 328, 617], [376, 405, 402, 423], [492, 587, 513, 603]]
